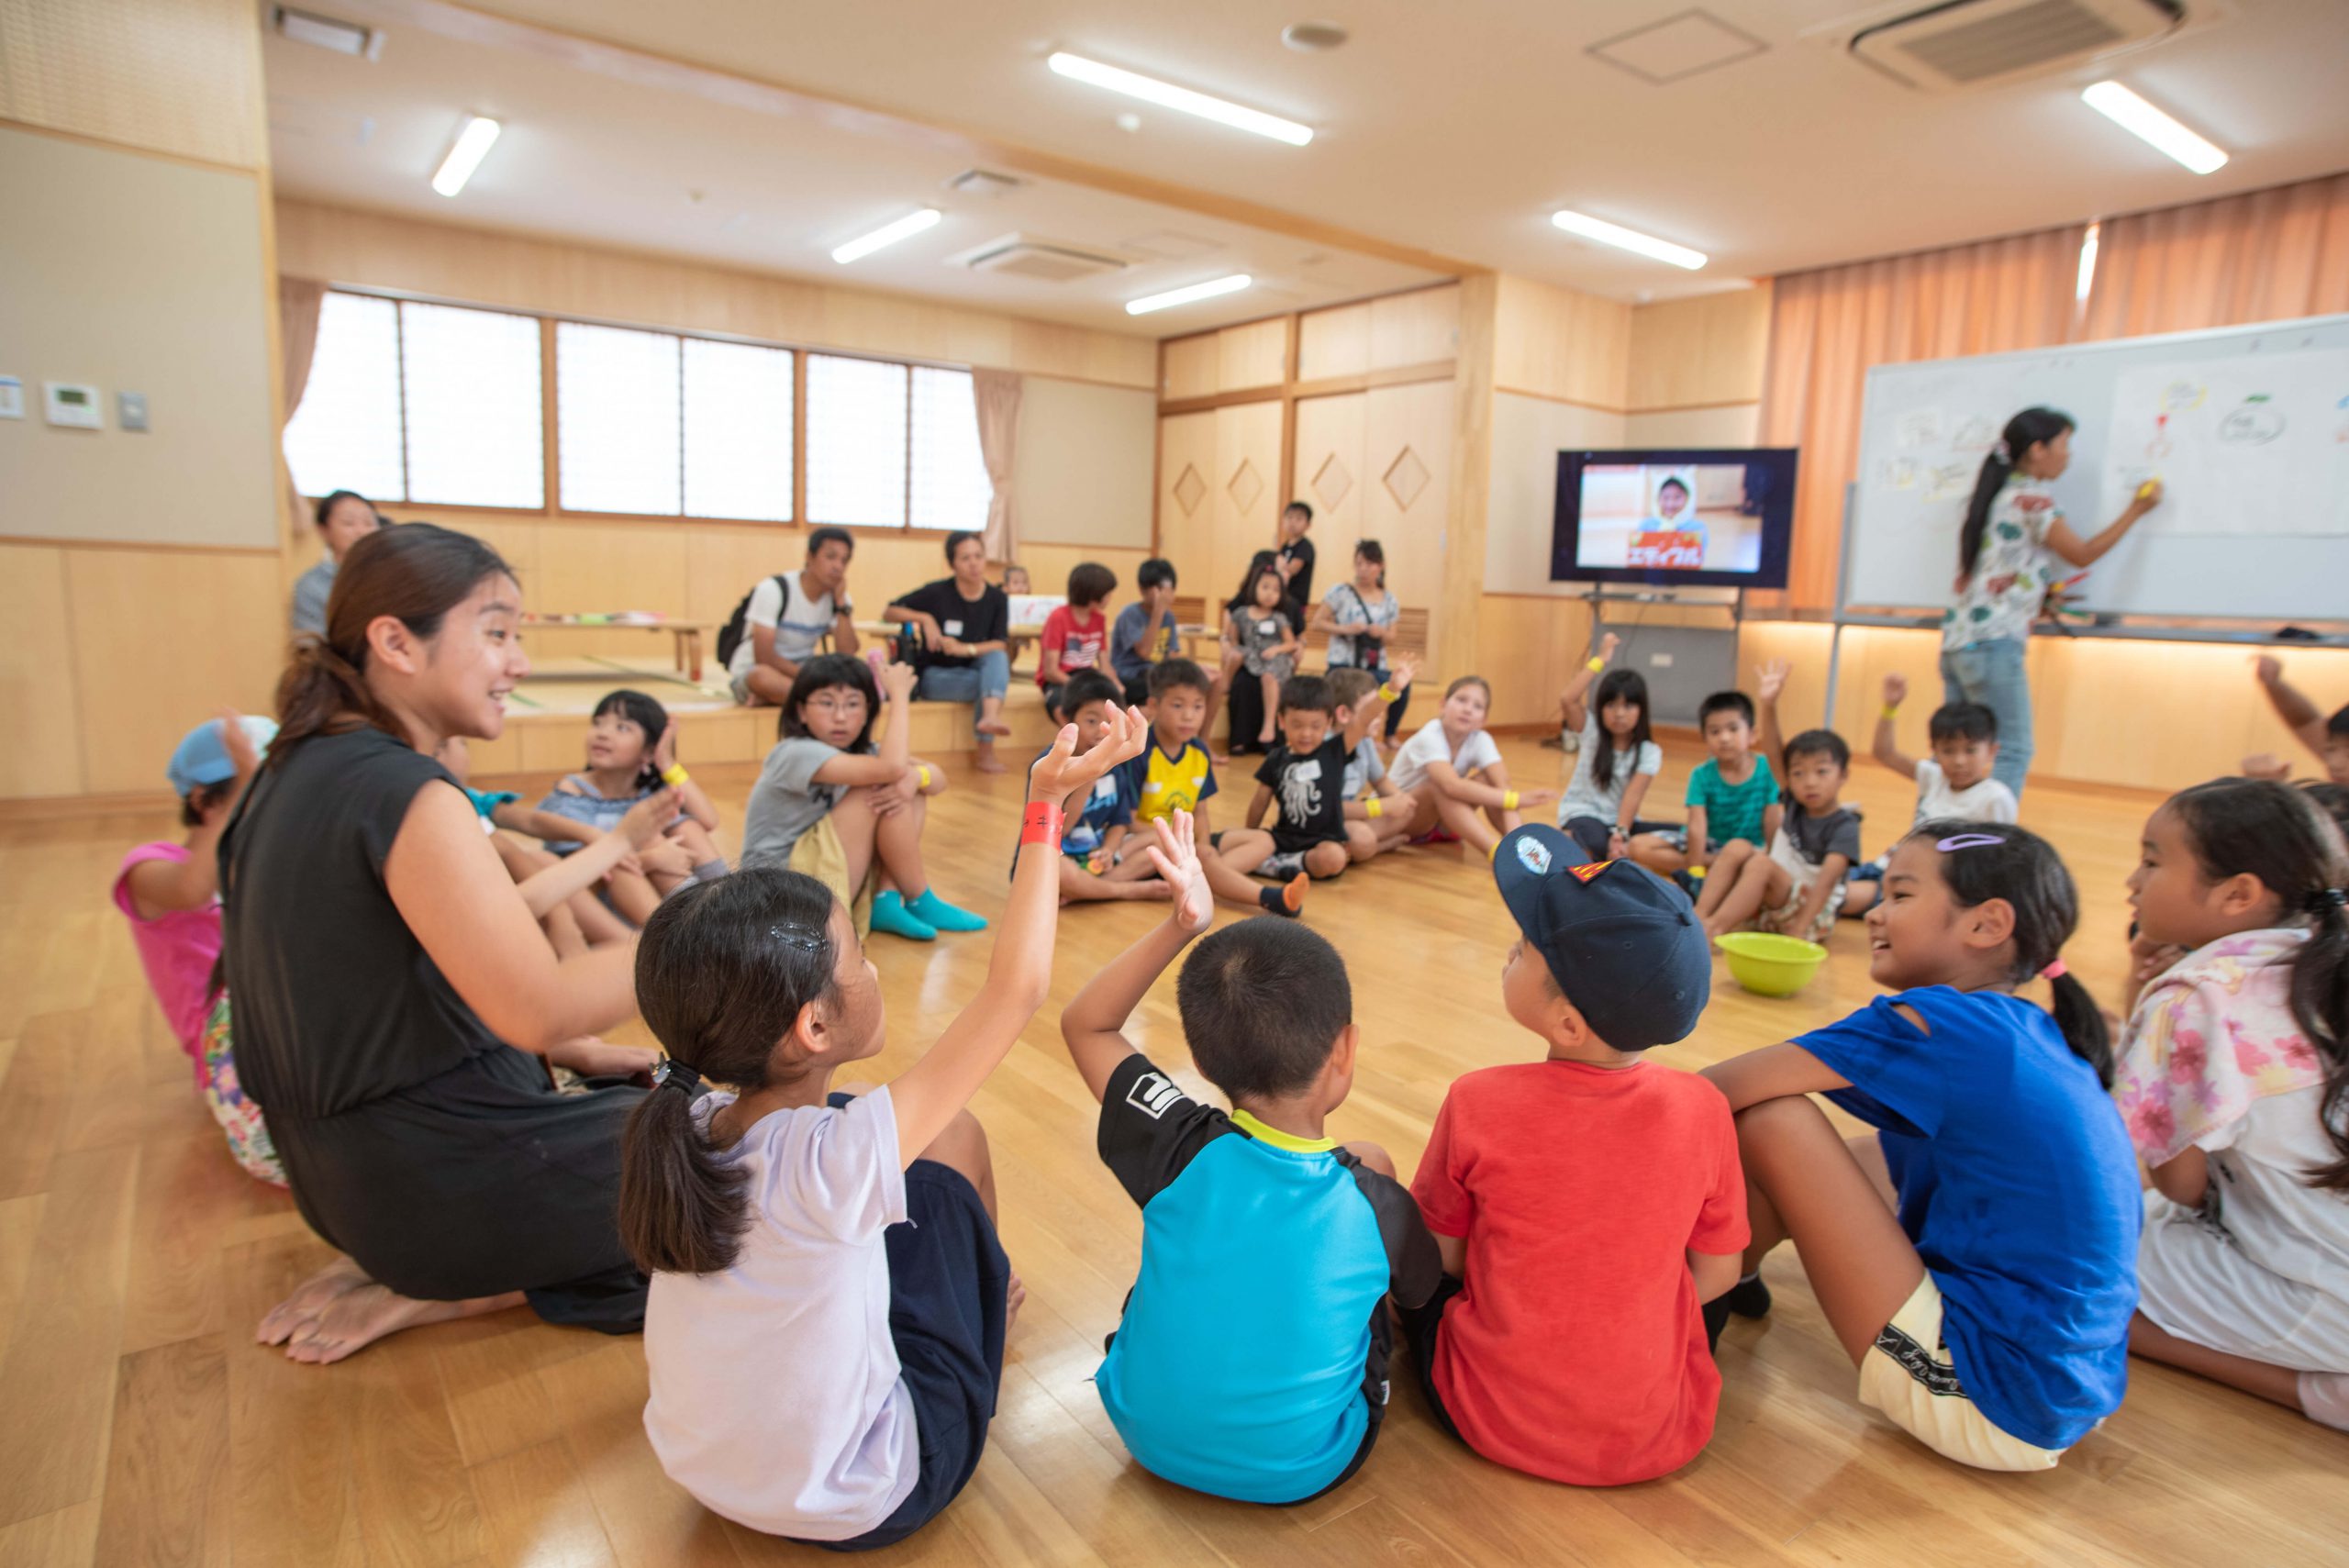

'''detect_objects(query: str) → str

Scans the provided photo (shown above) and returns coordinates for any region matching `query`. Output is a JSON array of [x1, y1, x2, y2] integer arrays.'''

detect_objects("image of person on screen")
[[1627, 474, 1707, 571]]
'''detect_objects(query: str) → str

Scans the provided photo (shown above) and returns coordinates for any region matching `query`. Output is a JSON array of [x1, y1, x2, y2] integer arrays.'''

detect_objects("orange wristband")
[[1020, 802, 1063, 850]]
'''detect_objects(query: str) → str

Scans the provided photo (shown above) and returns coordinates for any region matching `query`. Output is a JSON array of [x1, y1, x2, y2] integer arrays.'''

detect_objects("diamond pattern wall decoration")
[[1311, 453, 1353, 513], [1227, 458, 1264, 515], [1383, 446, 1431, 511], [1171, 462, 1207, 517]]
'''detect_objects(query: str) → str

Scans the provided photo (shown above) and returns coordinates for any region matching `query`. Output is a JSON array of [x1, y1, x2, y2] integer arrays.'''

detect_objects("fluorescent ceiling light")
[[1126, 274, 1252, 316], [831, 207, 942, 264], [1550, 209, 1706, 271], [431, 115, 501, 196], [1048, 52, 1312, 146], [2081, 81, 2227, 175]]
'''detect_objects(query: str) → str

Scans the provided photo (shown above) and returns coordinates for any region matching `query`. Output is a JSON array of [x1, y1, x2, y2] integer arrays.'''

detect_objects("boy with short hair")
[[1327, 668, 1411, 862], [1697, 692, 1861, 940], [1628, 689, 1777, 880], [1112, 558, 1185, 708], [1060, 812, 1442, 1504], [1219, 666, 1414, 884], [1844, 672, 2017, 916], [1021, 670, 1170, 905], [1406, 828, 1745, 1486], [1039, 563, 1119, 723], [1119, 660, 1307, 917]]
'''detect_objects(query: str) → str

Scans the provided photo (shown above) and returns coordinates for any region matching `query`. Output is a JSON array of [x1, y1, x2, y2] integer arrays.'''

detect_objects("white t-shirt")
[[729, 570, 850, 678], [642, 1087, 914, 1541], [1556, 713, 1663, 827], [1389, 718, 1502, 795], [1910, 759, 2018, 826]]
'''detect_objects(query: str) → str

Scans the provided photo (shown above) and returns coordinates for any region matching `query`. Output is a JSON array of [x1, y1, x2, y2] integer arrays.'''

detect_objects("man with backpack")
[[722, 527, 860, 708]]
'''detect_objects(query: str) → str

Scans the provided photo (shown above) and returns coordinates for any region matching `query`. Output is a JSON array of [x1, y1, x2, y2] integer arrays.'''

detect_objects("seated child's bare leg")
[[1304, 840, 1350, 881], [1436, 791, 1500, 855], [668, 819, 724, 867], [829, 788, 881, 891], [1702, 852, 1787, 939], [1628, 832, 1687, 875], [1731, 1095, 1926, 1367], [1693, 840, 1755, 919], [1215, 828, 1277, 876], [567, 889, 632, 947], [604, 868, 662, 926], [874, 792, 934, 895], [1842, 879, 1880, 918], [1202, 841, 1306, 914], [1258, 673, 1280, 742], [741, 665, 794, 707], [1344, 820, 1383, 863], [1056, 856, 1168, 904], [916, 1106, 998, 1220], [2127, 1314, 2312, 1413]]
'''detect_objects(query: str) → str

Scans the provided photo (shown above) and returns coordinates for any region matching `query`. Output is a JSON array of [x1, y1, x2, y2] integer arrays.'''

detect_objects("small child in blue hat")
[[1402, 828, 1747, 1486], [113, 711, 283, 1184]]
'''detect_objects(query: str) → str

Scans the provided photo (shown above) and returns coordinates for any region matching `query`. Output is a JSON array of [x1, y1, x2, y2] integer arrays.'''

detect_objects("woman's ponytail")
[[617, 868, 844, 1274], [1958, 407, 2075, 584], [1909, 817, 2108, 1083]]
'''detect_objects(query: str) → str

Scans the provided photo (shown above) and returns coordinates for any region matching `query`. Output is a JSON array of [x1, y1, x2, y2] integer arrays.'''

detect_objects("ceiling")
[[266, 0, 2349, 336]]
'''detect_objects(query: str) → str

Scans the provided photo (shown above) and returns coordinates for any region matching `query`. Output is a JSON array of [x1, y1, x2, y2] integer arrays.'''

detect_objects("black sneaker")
[[1723, 1273, 1773, 1320]]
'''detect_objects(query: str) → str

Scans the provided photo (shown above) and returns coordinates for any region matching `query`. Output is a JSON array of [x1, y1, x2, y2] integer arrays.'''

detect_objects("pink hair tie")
[[2041, 960, 2068, 981]]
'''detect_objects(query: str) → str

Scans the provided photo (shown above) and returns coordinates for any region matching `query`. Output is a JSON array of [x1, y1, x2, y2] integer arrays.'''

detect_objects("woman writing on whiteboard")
[[1943, 407, 2161, 799]]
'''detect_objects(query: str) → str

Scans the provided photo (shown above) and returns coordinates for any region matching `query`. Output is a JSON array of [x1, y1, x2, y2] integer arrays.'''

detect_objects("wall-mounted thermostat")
[[0, 376, 23, 419], [44, 382, 103, 429]]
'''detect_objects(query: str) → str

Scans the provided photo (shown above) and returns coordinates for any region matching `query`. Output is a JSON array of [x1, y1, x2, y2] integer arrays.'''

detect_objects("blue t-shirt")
[[1020, 750, 1134, 865], [1094, 1054, 1442, 1504], [1795, 987, 2141, 1451]]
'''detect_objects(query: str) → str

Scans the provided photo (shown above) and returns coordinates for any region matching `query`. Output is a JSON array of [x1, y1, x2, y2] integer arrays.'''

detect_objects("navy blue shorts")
[[811, 1156, 1010, 1553]]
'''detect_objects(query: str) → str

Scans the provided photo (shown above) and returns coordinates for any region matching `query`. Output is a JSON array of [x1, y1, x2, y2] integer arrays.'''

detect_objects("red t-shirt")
[[1038, 605, 1106, 687], [1410, 1058, 1748, 1485]]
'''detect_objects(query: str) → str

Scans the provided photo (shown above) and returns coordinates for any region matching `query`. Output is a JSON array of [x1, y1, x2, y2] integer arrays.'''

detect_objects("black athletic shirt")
[[1256, 736, 1351, 848], [888, 578, 1009, 672]]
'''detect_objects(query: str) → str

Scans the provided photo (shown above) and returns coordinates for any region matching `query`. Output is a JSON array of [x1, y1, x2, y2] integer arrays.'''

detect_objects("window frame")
[[298, 285, 990, 534]]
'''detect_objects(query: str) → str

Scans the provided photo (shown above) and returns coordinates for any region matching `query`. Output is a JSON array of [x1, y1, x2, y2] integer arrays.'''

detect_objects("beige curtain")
[[2081, 171, 2349, 339], [973, 368, 1022, 562], [278, 277, 328, 541], [1758, 225, 2088, 606]]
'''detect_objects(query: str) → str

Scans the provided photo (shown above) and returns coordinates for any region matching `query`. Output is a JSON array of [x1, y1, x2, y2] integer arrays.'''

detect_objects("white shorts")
[[1858, 1274, 2065, 1472], [1759, 834, 1844, 941], [2137, 1192, 2349, 1372]]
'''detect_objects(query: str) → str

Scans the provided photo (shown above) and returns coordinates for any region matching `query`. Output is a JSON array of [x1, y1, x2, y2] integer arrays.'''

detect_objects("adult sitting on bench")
[[885, 530, 1014, 773], [722, 527, 859, 709]]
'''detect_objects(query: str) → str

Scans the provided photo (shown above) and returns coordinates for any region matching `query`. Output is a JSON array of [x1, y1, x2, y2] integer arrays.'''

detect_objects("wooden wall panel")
[[273, 201, 1158, 390], [1369, 286, 1460, 370], [1160, 336, 1219, 401], [0, 545, 87, 798], [1475, 595, 1594, 728], [1297, 304, 1369, 382], [1360, 379, 1453, 648], [1492, 275, 1631, 411], [1217, 317, 1289, 392], [1625, 285, 1773, 412], [0, 0, 265, 169], [1208, 401, 1285, 611], [1014, 543, 1152, 602], [1153, 412, 1218, 606], [1291, 394, 1368, 559]]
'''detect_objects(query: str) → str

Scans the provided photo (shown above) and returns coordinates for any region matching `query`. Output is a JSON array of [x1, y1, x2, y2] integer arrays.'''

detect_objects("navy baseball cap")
[[1491, 824, 1710, 1050]]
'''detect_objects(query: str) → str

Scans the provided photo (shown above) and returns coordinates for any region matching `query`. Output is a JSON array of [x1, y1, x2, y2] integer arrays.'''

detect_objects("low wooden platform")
[[2, 736, 2341, 1567]]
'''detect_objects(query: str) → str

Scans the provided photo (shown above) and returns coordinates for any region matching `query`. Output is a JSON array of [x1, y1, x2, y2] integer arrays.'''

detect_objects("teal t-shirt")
[[1684, 756, 1776, 847]]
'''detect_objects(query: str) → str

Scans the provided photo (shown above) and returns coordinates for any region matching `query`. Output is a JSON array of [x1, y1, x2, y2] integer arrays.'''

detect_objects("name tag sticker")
[[943, 619, 963, 636]]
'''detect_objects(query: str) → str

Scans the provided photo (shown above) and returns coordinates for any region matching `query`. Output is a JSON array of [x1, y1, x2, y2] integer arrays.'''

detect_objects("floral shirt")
[[2114, 928, 2324, 1166], [1943, 474, 2060, 651]]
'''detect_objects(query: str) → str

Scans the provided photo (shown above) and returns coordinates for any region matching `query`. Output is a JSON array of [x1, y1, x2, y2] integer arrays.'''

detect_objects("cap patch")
[[1514, 837, 1553, 876], [1567, 858, 1620, 884]]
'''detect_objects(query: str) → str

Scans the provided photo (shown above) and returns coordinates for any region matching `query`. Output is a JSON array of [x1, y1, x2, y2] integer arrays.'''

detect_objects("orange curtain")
[[277, 276, 328, 543], [1757, 224, 2087, 606], [2081, 171, 2349, 339], [972, 369, 1022, 562]]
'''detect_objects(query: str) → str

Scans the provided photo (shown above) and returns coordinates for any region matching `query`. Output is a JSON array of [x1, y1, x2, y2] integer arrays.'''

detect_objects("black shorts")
[[1271, 826, 1348, 858], [811, 1157, 1010, 1552], [1560, 816, 1677, 865], [1395, 1273, 1467, 1444]]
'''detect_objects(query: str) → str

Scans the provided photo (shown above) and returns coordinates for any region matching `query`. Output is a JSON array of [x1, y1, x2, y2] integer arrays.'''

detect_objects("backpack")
[[717, 574, 789, 669]]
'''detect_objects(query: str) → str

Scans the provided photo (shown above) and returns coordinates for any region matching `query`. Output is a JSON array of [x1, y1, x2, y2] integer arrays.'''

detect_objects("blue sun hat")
[[165, 715, 278, 797], [1491, 824, 1710, 1049]]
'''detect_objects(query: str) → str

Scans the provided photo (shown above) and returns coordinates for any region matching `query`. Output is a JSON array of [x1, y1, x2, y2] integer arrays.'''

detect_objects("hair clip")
[[767, 924, 828, 953], [1934, 832, 2008, 851], [2307, 887, 2349, 914], [1992, 438, 2012, 462], [653, 1058, 703, 1095]]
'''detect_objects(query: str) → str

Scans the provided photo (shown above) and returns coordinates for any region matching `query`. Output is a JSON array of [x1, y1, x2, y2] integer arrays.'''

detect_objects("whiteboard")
[[1845, 315, 2349, 621]]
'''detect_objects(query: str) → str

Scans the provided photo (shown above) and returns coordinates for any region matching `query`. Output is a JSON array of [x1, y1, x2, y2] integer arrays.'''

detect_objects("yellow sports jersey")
[[1121, 738, 1219, 824]]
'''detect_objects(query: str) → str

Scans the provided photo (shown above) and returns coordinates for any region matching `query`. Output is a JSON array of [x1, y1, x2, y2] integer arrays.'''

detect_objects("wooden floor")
[[4, 734, 2343, 1568]]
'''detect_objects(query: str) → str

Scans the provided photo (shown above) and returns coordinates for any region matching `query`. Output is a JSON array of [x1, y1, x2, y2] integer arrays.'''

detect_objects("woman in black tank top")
[[222, 525, 655, 1363]]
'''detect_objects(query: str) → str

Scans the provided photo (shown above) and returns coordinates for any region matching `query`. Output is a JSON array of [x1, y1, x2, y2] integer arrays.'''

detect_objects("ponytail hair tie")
[[2040, 959, 2068, 981], [1992, 438, 2012, 463], [2308, 887, 2349, 915], [653, 1057, 704, 1095]]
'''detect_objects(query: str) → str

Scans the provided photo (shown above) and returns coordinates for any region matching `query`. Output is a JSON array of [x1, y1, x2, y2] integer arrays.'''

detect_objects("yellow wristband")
[[1502, 789, 1520, 811], [916, 765, 931, 790], [1586, 656, 1606, 673], [660, 763, 690, 787], [1880, 704, 1899, 720], [1364, 795, 1383, 819], [1379, 684, 1400, 703]]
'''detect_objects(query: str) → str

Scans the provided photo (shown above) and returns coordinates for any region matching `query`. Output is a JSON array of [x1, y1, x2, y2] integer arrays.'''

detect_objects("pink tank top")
[[112, 843, 222, 1083]]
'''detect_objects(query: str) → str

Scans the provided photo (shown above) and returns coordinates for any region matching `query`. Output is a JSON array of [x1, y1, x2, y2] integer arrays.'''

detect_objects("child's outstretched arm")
[[651, 723, 719, 829], [1703, 1040, 1854, 1110], [1342, 657, 1415, 751], [509, 789, 678, 917], [888, 706, 1152, 1161], [1558, 632, 1620, 733], [126, 710, 262, 917], [1060, 809, 1214, 1102], [2254, 655, 2332, 762], [1872, 673, 1918, 780], [1754, 660, 1791, 777]]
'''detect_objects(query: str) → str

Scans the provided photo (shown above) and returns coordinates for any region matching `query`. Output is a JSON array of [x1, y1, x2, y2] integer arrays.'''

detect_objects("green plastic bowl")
[[1715, 931, 1829, 997]]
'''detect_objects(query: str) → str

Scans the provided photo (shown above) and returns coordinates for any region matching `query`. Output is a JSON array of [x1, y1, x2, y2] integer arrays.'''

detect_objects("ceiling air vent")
[[274, 6, 384, 60], [1848, 0, 2184, 92], [954, 235, 1130, 283]]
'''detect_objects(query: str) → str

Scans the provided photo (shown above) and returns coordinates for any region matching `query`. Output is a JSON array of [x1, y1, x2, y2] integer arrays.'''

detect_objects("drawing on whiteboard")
[[1952, 416, 1998, 453], [2101, 349, 2349, 538], [1880, 458, 1918, 490], [1928, 462, 1972, 501], [1898, 410, 1943, 450]]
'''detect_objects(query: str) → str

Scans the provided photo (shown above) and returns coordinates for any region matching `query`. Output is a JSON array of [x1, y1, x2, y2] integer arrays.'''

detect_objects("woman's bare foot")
[[283, 1284, 528, 1366], [974, 748, 1008, 774], [976, 717, 1014, 738], [1005, 1272, 1026, 1334], [257, 1254, 371, 1346]]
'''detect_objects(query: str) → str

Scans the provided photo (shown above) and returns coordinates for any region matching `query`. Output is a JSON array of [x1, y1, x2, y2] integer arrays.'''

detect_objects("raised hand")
[[1598, 631, 1621, 662], [2239, 752, 2290, 781], [880, 659, 918, 706], [2254, 654, 2283, 687], [652, 721, 679, 775], [1882, 672, 1908, 707], [1756, 659, 1791, 704], [1030, 705, 1150, 803], [617, 786, 681, 850], [1387, 655, 1419, 693], [1141, 809, 1214, 936], [217, 707, 262, 778]]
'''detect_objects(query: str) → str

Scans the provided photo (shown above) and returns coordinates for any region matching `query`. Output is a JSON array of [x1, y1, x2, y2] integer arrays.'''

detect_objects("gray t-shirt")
[[291, 556, 337, 635], [1556, 713, 1663, 827], [741, 736, 851, 868]]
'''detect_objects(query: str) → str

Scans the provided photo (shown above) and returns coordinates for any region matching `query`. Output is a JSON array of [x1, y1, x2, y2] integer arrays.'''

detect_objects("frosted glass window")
[[909, 366, 990, 532], [400, 301, 544, 508], [806, 354, 907, 528], [684, 339, 794, 521], [557, 322, 682, 515], [284, 292, 406, 502]]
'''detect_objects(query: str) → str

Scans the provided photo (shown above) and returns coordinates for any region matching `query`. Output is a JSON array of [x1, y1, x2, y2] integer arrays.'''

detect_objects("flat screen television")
[[1552, 448, 1798, 590]]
